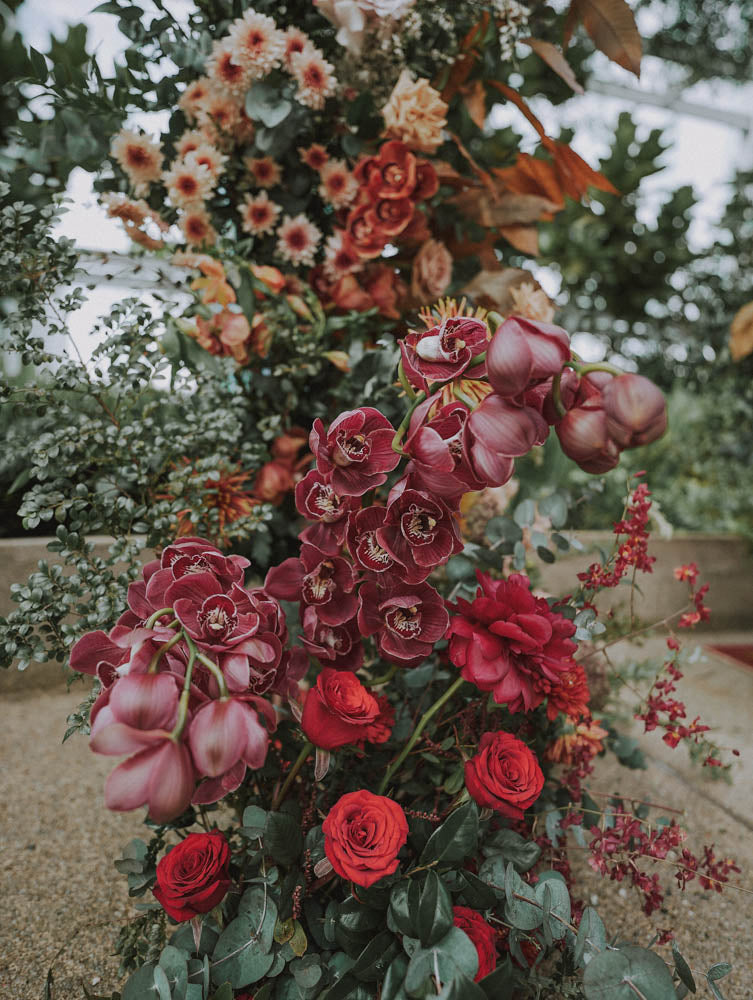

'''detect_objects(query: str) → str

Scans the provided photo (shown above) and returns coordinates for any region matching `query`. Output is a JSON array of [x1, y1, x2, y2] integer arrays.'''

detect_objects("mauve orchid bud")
[[188, 698, 269, 777], [465, 394, 549, 487], [556, 406, 621, 473], [108, 673, 180, 732], [487, 317, 571, 398], [104, 738, 195, 823], [602, 374, 667, 448]]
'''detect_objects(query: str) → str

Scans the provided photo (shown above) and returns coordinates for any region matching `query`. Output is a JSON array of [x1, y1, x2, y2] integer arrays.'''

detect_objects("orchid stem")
[[272, 741, 313, 810], [378, 676, 466, 795], [188, 640, 229, 698], [397, 361, 416, 400], [170, 638, 197, 741], [145, 606, 174, 628], [147, 630, 183, 673], [392, 390, 427, 453]]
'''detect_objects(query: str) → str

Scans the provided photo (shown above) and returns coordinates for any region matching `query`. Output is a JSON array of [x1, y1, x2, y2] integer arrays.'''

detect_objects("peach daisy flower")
[[245, 155, 281, 188], [180, 205, 217, 247], [282, 26, 310, 68], [318, 158, 358, 208], [323, 231, 363, 280], [276, 213, 322, 266], [101, 192, 168, 250], [299, 143, 329, 171], [163, 153, 216, 208], [190, 142, 227, 180], [239, 190, 281, 236], [228, 9, 285, 77], [195, 88, 242, 135], [290, 46, 337, 110], [175, 128, 210, 159], [206, 38, 252, 96], [178, 77, 213, 123], [110, 128, 163, 195]]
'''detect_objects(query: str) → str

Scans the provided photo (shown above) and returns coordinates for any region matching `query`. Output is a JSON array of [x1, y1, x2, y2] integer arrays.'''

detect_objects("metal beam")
[[586, 78, 752, 132]]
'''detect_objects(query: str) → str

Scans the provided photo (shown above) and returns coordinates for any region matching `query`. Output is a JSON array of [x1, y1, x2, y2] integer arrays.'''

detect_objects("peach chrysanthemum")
[[323, 230, 363, 280], [245, 155, 281, 188], [189, 142, 227, 180], [101, 192, 168, 250], [206, 38, 252, 96], [163, 153, 216, 208], [318, 158, 358, 208], [382, 70, 447, 154], [282, 26, 310, 68], [172, 251, 225, 277], [195, 88, 242, 135], [180, 205, 217, 247], [175, 129, 211, 159], [544, 720, 609, 765], [178, 77, 213, 123], [228, 9, 285, 77], [276, 213, 322, 266], [239, 190, 281, 236], [290, 47, 337, 110], [110, 128, 163, 195], [509, 282, 556, 323], [299, 143, 329, 171]]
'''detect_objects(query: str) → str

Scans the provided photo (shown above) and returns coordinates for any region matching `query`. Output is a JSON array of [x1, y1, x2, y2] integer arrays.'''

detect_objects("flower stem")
[[272, 741, 313, 810], [147, 630, 184, 673], [397, 360, 416, 400], [185, 637, 229, 698], [170, 639, 197, 742], [378, 676, 466, 795], [574, 362, 622, 378], [145, 606, 174, 628], [551, 369, 567, 419], [392, 390, 427, 453]]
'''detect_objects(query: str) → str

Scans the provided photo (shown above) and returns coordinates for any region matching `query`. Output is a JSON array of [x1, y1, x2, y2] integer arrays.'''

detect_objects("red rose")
[[464, 731, 544, 819], [153, 830, 231, 922], [452, 906, 497, 980], [301, 668, 384, 750], [322, 790, 408, 887]]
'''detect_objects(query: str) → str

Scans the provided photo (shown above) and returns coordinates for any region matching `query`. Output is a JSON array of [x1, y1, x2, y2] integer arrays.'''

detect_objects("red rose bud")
[[253, 459, 294, 505], [400, 316, 488, 391], [301, 668, 385, 750], [452, 907, 497, 980], [310, 407, 400, 497], [322, 789, 408, 887], [487, 316, 571, 399], [602, 373, 667, 448], [153, 830, 231, 922], [464, 731, 544, 819], [465, 394, 548, 487], [555, 404, 621, 473]]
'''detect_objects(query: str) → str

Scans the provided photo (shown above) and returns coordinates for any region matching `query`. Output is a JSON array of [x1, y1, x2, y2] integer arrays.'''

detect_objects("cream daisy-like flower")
[[290, 46, 337, 110], [190, 142, 228, 180], [318, 158, 358, 208], [299, 143, 329, 171], [245, 155, 282, 188], [110, 128, 163, 195], [178, 78, 213, 123], [323, 230, 363, 280], [382, 70, 448, 154], [239, 190, 281, 236], [175, 129, 211, 159], [276, 213, 322, 266], [195, 88, 242, 135], [180, 205, 217, 247], [282, 26, 310, 68], [228, 9, 285, 77], [163, 153, 216, 208], [206, 38, 252, 96]]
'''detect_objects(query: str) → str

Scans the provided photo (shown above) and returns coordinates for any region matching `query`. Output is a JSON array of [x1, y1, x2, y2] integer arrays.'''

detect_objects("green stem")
[[147, 630, 184, 673], [486, 312, 504, 333], [170, 640, 198, 742], [392, 390, 427, 454], [377, 677, 466, 795], [575, 362, 623, 377], [369, 662, 398, 687], [467, 349, 487, 369], [397, 361, 416, 400], [551, 370, 566, 419], [272, 741, 313, 810], [146, 606, 174, 628], [188, 640, 229, 698]]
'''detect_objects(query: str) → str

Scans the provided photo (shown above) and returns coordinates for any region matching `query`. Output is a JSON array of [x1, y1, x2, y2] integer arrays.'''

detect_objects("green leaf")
[[416, 871, 454, 947], [381, 954, 409, 1000], [264, 810, 302, 866], [404, 926, 479, 996], [159, 945, 189, 1000], [672, 943, 696, 993], [513, 499, 536, 527], [241, 805, 267, 838], [478, 958, 520, 998], [707, 963, 732, 981], [209, 984, 233, 1000], [483, 828, 541, 873], [436, 973, 487, 999], [503, 863, 542, 932], [536, 876, 571, 942], [28, 46, 48, 82], [539, 492, 568, 528], [211, 889, 278, 987], [245, 81, 292, 128], [290, 954, 322, 990], [389, 882, 416, 937], [537, 545, 556, 563], [350, 930, 400, 981], [574, 906, 606, 967], [583, 946, 677, 999], [419, 801, 478, 868], [122, 964, 157, 1000]]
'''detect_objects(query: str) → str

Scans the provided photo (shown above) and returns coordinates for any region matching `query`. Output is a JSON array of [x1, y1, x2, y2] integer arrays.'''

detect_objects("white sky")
[[12, 0, 753, 362]]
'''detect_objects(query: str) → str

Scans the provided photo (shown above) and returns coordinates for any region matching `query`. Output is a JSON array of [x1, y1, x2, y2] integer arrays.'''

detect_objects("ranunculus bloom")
[[358, 580, 449, 665], [264, 543, 358, 625], [452, 907, 497, 980], [310, 408, 400, 497], [464, 730, 544, 819], [301, 668, 389, 750], [377, 487, 462, 583], [403, 396, 485, 503], [322, 790, 408, 887], [153, 830, 231, 922], [464, 394, 548, 487], [302, 607, 364, 671], [400, 316, 488, 391], [410, 238, 453, 304], [446, 571, 578, 713], [602, 373, 667, 448], [295, 470, 358, 554], [382, 71, 448, 154], [486, 316, 571, 399]]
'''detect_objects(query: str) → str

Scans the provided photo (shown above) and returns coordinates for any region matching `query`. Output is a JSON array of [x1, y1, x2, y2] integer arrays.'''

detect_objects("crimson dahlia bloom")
[[264, 543, 358, 625], [486, 316, 571, 399], [377, 487, 462, 584], [358, 580, 449, 665], [310, 407, 400, 497], [446, 572, 577, 713], [400, 316, 488, 391]]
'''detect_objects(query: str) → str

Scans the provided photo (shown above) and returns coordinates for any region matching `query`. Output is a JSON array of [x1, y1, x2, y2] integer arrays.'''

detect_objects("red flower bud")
[[602, 374, 667, 448], [487, 316, 571, 398], [556, 405, 620, 473]]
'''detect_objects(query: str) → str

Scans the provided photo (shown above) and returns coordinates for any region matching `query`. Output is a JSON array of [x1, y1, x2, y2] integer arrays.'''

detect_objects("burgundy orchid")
[[310, 407, 400, 497], [188, 695, 274, 779], [166, 573, 262, 653], [400, 316, 488, 391], [377, 487, 462, 584], [602, 373, 668, 448], [358, 580, 449, 666], [301, 607, 363, 671], [403, 396, 485, 503], [295, 469, 359, 553], [346, 506, 397, 576], [464, 394, 548, 487], [264, 543, 358, 625]]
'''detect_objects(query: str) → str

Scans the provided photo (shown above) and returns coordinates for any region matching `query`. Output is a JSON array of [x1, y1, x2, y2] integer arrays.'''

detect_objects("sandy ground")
[[1, 674, 752, 998]]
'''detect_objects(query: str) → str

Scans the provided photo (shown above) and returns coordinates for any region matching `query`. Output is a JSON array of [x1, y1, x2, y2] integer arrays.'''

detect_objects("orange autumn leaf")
[[521, 37, 584, 94], [498, 224, 539, 255], [730, 302, 753, 362], [564, 0, 641, 78], [494, 154, 566, 212], [460, 80, 488, 129], [544, 139, 618, 198]]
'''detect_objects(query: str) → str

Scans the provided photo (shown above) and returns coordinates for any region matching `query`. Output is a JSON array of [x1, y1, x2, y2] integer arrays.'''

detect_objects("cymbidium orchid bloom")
[[486, 316, 571, 399], [264, 543, 358, 625], [301, 607, 364, 671], [166, 573, 263, 653], [188, 695, 274, 779], [358, 580, 449, 665], [464, 394, 549, 487], [402, 396, 485, 503], [400, 316, 488, 391], [310, 407, 400, 497], [346, 506, 397, 576], [295, 469, 358, 553], [377, 487, 462, 583]]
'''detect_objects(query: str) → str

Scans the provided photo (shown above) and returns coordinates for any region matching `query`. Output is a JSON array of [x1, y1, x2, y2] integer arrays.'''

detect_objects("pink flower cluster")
[[70, 537, 306, 821]]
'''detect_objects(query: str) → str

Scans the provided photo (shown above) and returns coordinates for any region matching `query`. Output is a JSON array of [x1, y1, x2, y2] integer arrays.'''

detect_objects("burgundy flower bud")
[[486, 316, 571, 398], [403, 395, 485, 502], [464, 394, 548, 487], [188, 697, 271, 777], [556, 404, 621, 473], [400, 316, 488, 391], [310, 407, 400, 497], [602, 374, 667, 448], [358, 580, 449, 666], [377, 488, 462, 584]]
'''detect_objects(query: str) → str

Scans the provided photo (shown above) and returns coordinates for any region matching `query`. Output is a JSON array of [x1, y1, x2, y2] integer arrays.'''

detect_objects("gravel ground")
[[1, 685, 751, 999]]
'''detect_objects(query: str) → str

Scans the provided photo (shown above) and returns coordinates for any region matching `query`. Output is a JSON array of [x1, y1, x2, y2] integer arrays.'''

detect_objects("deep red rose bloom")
[[358, 580, 449, 665], [377, 487, 462, 584], [295, 470, 358, 554], [602, 373, 667, 448], [464, 730, 544, 819], [302, 607, 364, 671], [446, 571, 577, 713], [400, 316, 489, 391], [310, 408, 400, 497], [264, 543, 358, 625], [153, 830, 231, 922], [301, 668, 385, 750], [403, 397, 485, 503], [464, 395, 548, 488], [486, 316, 571, 399], [346, 506, 397, 576], [452, 907, 497, 980], [322, 790, 408, 887]]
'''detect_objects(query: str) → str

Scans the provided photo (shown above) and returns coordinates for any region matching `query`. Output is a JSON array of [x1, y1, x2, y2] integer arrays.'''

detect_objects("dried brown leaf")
[[730, 302, 753, 362], [522, 37, 584, 94], [572, 0, 642, 77]]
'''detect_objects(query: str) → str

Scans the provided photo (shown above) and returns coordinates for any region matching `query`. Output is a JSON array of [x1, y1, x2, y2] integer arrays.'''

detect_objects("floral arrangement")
[[67, 305, 738, 997]]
